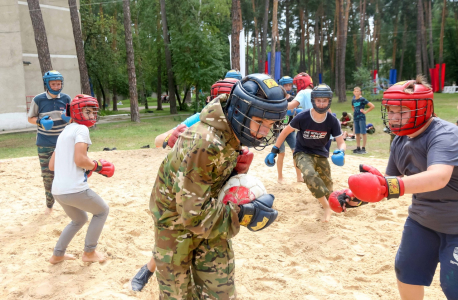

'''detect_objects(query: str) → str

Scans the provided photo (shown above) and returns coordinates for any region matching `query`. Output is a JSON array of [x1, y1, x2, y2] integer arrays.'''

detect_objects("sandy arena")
[[0, 148, 443, 299]]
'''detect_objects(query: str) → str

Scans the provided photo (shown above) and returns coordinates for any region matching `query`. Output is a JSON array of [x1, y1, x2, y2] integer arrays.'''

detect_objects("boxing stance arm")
[[287, 100, 300, 110], [401, 164, 453, 194], [274, 125, 295, 149], [154, 129, 173, 148], [74, 142, 97, 170], [335, 135, 346, 152]]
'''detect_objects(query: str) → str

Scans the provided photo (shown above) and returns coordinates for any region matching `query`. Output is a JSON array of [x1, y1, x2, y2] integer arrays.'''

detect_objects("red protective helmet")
[[293, 72, 313, 92], [382, 79, 434, 136], [70, 94, 99, 128], [210, 78, 238, 100]]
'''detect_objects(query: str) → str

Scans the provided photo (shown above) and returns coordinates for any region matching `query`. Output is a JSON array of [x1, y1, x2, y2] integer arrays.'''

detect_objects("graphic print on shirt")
[[302, 130, 327, 139]]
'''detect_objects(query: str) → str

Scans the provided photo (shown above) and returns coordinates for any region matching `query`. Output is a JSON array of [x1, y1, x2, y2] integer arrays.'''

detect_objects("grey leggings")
[[53, 189, 109, 256]]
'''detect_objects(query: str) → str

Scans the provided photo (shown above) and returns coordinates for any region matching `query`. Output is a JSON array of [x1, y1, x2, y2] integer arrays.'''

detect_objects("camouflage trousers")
[[153, 226, 236, 300], [294, 152, 333, 199], [37, 146, 55, 208]]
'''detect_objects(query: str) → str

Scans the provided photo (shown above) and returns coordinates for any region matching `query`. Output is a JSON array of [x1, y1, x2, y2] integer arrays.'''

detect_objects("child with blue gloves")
[[265, 84, 346, 222]]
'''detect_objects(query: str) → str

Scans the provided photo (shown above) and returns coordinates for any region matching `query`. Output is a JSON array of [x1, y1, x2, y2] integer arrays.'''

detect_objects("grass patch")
[[1, 92, 456, 160]]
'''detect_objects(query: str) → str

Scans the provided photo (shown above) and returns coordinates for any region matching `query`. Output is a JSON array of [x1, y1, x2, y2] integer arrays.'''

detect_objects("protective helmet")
[[279, 76, 293, 86], [381, 78, 433, 136], [69, 94, 99, 128], [293, 72, 313, 92], [311, 84, 333, 114], [210, 78, 238, 100], [43, 70, 64, 95], [225, 73, 288, 148], [225, 70, 242, 80]]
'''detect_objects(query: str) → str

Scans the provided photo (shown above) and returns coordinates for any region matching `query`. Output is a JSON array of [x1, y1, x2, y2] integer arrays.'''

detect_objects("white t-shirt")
[[52, 123, 92, 195]]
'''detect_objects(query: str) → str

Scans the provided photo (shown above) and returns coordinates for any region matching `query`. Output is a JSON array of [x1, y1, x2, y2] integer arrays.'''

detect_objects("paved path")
[[0, 113, 193, 135]]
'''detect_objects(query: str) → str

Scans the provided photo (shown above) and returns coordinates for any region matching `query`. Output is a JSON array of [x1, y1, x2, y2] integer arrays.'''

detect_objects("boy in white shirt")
[[48, 94, 115, 264]]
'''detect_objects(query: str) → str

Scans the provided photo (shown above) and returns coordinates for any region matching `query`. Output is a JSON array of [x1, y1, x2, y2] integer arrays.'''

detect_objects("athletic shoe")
[[131, 264, 154, 292], [360, 148, 367, 154], [352, 148, 361, 154]]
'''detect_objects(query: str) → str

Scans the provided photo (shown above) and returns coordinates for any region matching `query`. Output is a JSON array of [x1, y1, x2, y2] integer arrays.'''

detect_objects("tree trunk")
[[439, 0, 446, 92], [156, 6, 163, 111], [376, 3, 380, 72], [261, 0, 269, 73], [285, 0, 291, 75], [27, 0, 52, 76], [252, 0, 260, 72], [299, 8, 306, 71], [231, 0, 241, 71], [122, 0, 140, 122], [335, 0, 340, 97], [159, 0, 177, 114], [416, 0, 423, 75], [338, 0, 351, 102], [175, 85, 182, 109], [271, 0, 278, 77], [112, 86, 118, 111], [357, 0, 366, 68], [398, 17, 407, 81], [420, 0, 428, 78], [392, 13, 398, 69], [68, 0, 91, 94], [427, 0, 434, 69], [314, 16, 320, 83]]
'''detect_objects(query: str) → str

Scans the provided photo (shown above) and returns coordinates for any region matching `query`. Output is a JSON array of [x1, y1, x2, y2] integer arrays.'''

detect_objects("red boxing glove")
[[234, 148, 254, 174], [348, 164, 404, 202], [163, 124, 187, 149], [329, 189, 366, 213], [89, 159, 115, 178]]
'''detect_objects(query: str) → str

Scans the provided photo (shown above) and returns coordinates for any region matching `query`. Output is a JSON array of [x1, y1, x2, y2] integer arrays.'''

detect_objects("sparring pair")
[[265, 84, 346, 222], [27, 70, 72, 214], [134, 74, 287, 298], [332, 77, 458, 299], [48, 95, 115, 264]]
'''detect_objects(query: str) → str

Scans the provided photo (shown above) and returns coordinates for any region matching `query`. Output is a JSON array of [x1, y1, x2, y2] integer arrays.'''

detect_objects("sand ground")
[[0, 148, 443, 299]]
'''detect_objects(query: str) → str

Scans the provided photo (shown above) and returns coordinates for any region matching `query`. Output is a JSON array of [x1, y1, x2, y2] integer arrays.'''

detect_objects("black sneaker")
[[360, 148, 367, 154], [352, 148, 361, 154], [131, 264, 155, 292]]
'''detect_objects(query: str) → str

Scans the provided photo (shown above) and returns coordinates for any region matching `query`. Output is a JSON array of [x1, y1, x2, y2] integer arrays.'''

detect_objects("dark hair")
[[342, 112, 347, 117]]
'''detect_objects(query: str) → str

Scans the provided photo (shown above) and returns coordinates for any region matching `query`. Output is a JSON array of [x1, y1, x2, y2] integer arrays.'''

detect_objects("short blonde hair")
[[354, 87, 362, 91]]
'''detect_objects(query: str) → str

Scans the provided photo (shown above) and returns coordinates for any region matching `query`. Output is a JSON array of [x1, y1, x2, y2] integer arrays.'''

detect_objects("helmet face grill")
[[70, 95, 100, 128], [381, 98, 433, 136]]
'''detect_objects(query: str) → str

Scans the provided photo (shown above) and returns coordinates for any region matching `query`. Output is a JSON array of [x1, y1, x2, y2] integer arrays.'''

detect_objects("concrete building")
[[0, 0, 81, 131]]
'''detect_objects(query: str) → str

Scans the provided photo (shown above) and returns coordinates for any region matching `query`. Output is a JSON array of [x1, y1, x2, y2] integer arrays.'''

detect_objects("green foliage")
[[353, 67, 372, 87]]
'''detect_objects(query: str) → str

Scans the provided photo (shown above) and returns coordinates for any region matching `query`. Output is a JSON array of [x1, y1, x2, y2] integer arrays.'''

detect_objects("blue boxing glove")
[[61, 109, 71, 123], [238, 194, 278, 231], [295, 108, 303, 114], [331, 149, 345, 166], [265, 146, 280, 167], [37, 116, 53, 131], [286, 109, 295, 117]]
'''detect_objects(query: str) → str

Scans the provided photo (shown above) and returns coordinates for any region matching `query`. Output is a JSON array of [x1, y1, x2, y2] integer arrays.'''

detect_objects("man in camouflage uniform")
[[132, 74, 288, 298], [265, 84, 346, 222]]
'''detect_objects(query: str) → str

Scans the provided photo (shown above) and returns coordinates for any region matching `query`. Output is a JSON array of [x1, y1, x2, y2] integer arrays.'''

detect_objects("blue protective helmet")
[[224, 73, 288, 149], [225, 70, 242, 80], [279, 76, 293, 86], [43, 70, 64, 95], [311, 84, 333, 114]]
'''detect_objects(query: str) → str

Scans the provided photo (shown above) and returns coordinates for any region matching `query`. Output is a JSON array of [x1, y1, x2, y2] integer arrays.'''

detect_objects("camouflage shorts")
[[294, 152, 333, 199], [37, 146, 55, 208], [153, 227, 236, 300]]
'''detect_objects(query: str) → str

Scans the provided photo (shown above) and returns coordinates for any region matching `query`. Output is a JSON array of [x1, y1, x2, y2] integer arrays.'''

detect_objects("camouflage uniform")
[[150, 95, 241, 300], [38, 146, 55, 208], [294, 152, 333, 199]]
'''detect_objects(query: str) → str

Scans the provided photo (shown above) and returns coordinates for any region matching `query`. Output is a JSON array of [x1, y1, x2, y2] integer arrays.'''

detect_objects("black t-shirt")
[[386, 118, 458, 234], [289, 109, 342, 157]]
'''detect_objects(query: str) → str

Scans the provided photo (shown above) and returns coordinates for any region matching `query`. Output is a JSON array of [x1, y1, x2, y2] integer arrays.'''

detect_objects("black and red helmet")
[[70, 94, 99, 128], [293, 73, 313, 92], [381, 79, 434, 136]]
